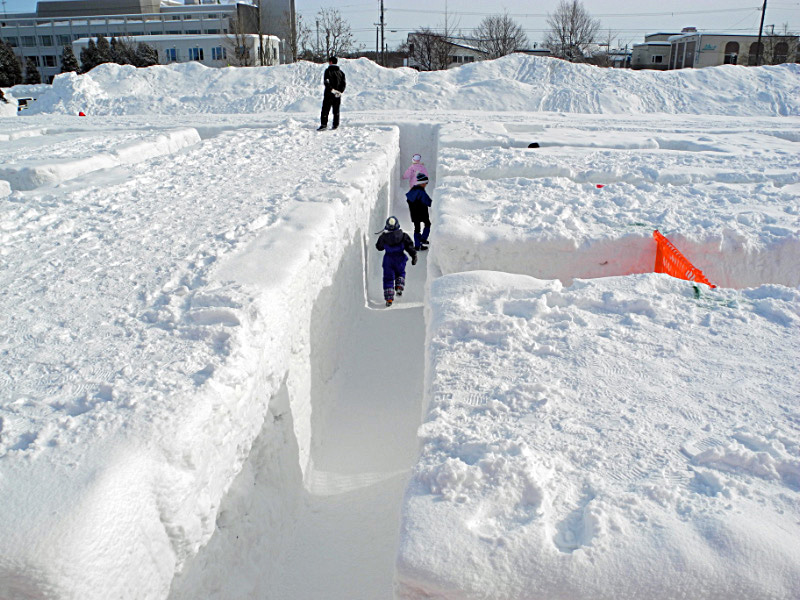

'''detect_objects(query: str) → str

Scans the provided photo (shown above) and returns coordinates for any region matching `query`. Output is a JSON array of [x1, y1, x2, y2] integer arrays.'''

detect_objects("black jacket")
[[376, 229, 416, 258], [324, 65, 346, 95]]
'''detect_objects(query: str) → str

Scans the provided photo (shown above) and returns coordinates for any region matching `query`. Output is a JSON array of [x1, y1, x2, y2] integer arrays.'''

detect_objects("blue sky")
[[3, 0, 799, 50]]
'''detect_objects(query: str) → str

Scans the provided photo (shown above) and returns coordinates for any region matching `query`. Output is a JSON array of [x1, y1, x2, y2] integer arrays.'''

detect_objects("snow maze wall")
[[1, 114, 799, 599], [169, 116, 800, 598]]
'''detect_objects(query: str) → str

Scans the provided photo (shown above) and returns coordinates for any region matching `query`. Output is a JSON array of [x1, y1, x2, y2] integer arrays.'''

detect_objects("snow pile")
[[0, 126, 200, 189], [396, 270, 800, 599], [21, 54, 800, 117], [0, 120, 399, 598], [431, 119, 800, 288]]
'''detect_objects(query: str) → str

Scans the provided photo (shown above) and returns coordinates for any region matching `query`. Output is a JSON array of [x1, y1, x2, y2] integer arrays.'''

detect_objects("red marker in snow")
[[596, 184, 604, 188], [78, 111, 86, 116]]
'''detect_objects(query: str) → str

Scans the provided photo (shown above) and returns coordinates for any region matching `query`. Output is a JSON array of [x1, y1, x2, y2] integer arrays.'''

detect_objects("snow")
[[396, 271, 800, 599], [18, 55, 800, 117], [1, 55, 799, 599]]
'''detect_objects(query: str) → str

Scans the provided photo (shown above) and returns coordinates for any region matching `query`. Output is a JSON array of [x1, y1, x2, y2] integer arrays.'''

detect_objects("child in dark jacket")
[[376, 216, 417, 307], [405, 172, 433, 251]]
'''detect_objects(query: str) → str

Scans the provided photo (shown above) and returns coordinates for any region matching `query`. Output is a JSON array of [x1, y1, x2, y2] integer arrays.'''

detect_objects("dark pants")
[[382, 252, 408, 301], [320, 92, 341, 128], [408, 202, 431, 249]]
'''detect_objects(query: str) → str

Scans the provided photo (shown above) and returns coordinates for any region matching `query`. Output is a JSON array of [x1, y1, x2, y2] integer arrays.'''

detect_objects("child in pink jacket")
[[403, 154, 429, 189]]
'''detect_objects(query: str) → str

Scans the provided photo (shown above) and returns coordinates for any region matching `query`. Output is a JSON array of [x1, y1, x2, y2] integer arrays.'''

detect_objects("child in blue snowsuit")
[[405, 172, 432, 251], [376, 216, 417, 307]]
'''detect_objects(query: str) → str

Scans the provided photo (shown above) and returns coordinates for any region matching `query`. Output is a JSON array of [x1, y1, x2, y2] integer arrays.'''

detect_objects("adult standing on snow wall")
[[318, 56, 346, 130]]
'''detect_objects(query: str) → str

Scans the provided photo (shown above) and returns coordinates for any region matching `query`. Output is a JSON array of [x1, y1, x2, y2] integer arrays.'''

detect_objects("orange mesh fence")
[[653, 230, 715, 288]]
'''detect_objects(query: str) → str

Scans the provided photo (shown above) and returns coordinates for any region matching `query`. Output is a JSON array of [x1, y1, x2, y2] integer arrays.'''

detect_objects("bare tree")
[[225, 18, 255, 66], [285, 10, 310, 62], [473, 12, 528, 59], [407, 28, 452, 70], [588, 28, 618, 67], [544, 0, 600, 62], [311, 8, 357, 61], [762, 24, 799, 65]]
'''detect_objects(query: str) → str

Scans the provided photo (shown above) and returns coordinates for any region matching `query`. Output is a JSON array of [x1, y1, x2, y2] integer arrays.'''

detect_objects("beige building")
[[631, 33, 679, 70], [668, 29, 799, 69]]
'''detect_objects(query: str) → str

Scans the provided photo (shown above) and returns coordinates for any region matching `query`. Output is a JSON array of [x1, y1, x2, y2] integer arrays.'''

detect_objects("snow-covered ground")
[[1, 56, 799, 599]]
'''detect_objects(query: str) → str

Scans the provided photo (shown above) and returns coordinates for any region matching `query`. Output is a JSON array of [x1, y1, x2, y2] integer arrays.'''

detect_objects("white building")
[[406, 34, 489, 70], [72, 33, 279, 68], [0, 0, 292, 82]]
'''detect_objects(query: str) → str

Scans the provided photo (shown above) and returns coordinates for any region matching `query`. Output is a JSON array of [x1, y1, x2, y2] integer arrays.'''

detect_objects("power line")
[[386, 6, 763, 18]]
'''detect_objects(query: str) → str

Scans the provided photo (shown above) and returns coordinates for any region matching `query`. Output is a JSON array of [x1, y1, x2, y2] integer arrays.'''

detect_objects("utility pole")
[[316, 19, 320, 60], [756, 0, 767, 66], [380, 0, 385, 67]]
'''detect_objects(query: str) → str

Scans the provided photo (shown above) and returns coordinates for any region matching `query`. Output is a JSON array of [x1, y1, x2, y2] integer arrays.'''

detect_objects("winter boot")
[[385, 299, 393, 307], [395, 276, 405, 297]]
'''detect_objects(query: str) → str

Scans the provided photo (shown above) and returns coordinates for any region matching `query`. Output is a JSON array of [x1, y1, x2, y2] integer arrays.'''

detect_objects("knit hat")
[[412, 154, 421, 163], [385, 216, 400, 231], [416, 172, 428, 183]]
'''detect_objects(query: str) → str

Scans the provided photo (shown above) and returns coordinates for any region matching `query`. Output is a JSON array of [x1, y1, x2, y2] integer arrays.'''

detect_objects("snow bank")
[[0, 120, 399, 598], [0, 127, 200, 190], [396, 270, 800, 599], [22, 55, 800, 117], [430, 119, 800, 288], [0, 99, 16, 117]]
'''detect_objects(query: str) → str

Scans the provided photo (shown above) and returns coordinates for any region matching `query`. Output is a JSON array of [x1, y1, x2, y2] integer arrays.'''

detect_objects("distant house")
[[667, 28, 800, 69], [631, 33, 680, 70], [406, 33, 489, 70]]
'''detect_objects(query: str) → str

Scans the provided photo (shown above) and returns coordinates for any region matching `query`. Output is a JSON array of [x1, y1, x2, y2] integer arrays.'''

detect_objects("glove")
[[412, 254, 418, 266], [332, 90, 342, 98]]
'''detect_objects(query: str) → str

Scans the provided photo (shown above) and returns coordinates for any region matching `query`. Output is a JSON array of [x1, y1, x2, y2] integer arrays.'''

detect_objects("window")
[[724, 41, 739, 65], [206, 13, 218, 18], [39, 35, 53, 46], [43, 55, 57, 67], [675, 42, 685, 68], [651, 55, 663, 63], [22, 35, 37, 47], [205, 28, 219, 34], [272, 47, 277, 60], [684, 41, 696, 67], [172, 16, 181, 20], [774, 41, 789, 64], [167, 30, 182, 35], [189, 47, 204, 61], [57, 35, 72, 46], [465, 56, 474, 62], [211, 46, 226, 60], [165, 47, 178, 62], [235, 45, 249, 60], [748, 41, 763, 65], [185, 30, 200, 35], [4, 36, 19, 47]]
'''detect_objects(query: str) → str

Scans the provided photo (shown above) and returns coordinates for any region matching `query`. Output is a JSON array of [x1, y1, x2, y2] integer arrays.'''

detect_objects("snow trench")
[[168, 123, 437, 599], [167, 117, 799, 598]]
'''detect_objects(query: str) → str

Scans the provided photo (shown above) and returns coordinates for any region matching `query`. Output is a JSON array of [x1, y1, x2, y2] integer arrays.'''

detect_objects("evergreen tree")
[[24, 56, 41, 84], [110, 38, 134, 65], [80, 38, 100, 72], [95, 35, 113, 65], [60, 44, 80, 73], [0, 40, 23, 87], [134, 43, 159, 67]]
